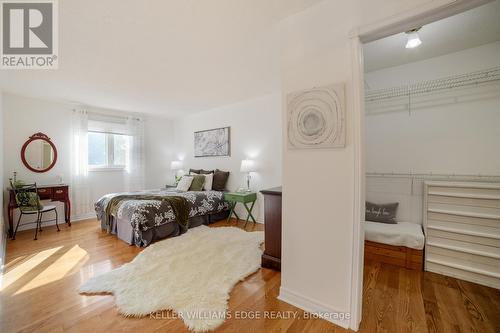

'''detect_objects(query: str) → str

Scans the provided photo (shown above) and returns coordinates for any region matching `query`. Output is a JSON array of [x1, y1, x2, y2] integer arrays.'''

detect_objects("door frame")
[[348, 0, 493, 330]]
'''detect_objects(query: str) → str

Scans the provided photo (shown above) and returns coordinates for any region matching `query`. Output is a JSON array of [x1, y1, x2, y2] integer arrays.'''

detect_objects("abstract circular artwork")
[[287, 83, 345, 149]]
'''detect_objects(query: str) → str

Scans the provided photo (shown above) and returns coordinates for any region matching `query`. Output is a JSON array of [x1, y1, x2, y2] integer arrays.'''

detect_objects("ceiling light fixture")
[[405, 28, 422, 49]]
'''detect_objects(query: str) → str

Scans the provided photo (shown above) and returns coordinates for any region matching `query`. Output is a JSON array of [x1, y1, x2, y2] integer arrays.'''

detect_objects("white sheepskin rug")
[[79, 225, 264, 332]]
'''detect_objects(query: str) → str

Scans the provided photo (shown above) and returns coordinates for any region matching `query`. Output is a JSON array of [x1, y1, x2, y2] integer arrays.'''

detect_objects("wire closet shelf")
[[365, 66, 500, 102]]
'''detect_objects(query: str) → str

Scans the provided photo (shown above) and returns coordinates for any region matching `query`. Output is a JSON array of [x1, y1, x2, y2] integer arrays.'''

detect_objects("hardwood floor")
[[1, 219, 499, 333]]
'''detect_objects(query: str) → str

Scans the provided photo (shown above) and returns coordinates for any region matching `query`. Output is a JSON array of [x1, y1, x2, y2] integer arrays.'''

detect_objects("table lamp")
[[170, 160, 183, 184], [240, 159, 256, 191]]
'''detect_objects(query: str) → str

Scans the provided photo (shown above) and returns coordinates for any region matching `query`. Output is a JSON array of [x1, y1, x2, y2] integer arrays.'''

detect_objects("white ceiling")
[[364, 0, 500, 72], [0, 0, 323, 116]]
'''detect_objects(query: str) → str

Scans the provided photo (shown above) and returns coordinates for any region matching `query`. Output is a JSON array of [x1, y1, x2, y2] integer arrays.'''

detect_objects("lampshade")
[[170, 160, 183, 170], [240, 159, 255, 173]]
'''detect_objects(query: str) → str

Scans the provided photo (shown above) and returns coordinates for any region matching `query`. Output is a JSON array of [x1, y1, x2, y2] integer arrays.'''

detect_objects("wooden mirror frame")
[[21, 132, 58, 173]]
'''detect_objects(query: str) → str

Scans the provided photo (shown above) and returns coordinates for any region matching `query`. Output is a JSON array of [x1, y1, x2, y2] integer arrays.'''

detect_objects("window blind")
[[87, 113, 129, 135]]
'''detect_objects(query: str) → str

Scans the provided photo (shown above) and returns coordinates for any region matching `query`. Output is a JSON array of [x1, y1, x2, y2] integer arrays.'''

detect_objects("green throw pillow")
[[189, 174, 206, 191], [16, 192, 43, 212]]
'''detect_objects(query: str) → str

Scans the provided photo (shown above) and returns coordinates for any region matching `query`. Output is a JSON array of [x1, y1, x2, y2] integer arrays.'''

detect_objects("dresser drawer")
[[428, 194, 500, 209], [426, 228, 500, 247], [426, 244, 500, 274], [426, 234, 500, 257], [426, 213, 500, 237], [427, 211, 500, 228], [52, 187, 68, 199], [425, 260, 500, 289], [37, 187, 52, 199]]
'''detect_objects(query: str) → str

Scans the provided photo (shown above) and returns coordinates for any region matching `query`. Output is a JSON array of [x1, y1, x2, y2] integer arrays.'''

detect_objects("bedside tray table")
[[224, 191, 257, 227]]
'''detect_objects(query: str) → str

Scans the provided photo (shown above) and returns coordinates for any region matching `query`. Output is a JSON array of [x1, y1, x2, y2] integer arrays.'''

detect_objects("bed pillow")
[[189, 174, 206, 191], [189, 169, 214, 175], [212, 169, 230, 191], [188, 172, 213, 190], [365, 202, 398, 224], [202, 173, 214, 191], [176, 176, 194, 192]]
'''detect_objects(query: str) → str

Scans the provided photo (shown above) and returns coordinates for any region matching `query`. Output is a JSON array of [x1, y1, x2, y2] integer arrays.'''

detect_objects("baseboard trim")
[[261, 253, 281, 271], [16, 212, 96, 231], [72, 213, 97, 221], [0, 225, 6, 275], [278, 287, 351, 329]]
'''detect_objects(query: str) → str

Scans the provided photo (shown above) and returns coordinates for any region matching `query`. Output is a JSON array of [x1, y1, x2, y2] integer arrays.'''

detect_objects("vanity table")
[[7, 132, 71, 238], [8, 184, 71, 237]]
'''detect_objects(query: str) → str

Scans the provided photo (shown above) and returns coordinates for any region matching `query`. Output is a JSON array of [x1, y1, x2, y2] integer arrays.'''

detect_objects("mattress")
[[364, 221, 425, 250]]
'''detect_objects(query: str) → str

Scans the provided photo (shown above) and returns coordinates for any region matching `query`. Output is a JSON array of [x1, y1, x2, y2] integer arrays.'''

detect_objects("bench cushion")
[[364, 221, 424, 250]]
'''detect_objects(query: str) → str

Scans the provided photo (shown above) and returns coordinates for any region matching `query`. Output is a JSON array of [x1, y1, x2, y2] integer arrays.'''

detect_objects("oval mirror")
[[21, 133, 58, 173]]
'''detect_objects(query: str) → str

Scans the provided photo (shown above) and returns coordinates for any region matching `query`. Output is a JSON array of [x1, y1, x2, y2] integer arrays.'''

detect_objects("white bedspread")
[[364, 221, 425, 250]]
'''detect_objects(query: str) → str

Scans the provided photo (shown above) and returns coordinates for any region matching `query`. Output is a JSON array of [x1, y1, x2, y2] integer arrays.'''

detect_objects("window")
[[88, 131, 130, 169]]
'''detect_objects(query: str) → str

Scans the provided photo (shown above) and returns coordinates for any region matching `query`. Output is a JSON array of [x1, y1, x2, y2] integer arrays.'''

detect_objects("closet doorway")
[[352, 0, 500, 331]]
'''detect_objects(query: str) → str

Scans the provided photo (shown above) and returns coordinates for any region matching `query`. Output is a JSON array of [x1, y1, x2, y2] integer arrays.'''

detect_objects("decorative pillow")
[[16, 192, 43, 212], [189, 174, 206, 191], [365, 202, 399, 224], [189, 169, 214, 175], [212, 169, 230, 191], [176, 176, 194, 192], [202, 173, 214, 191]]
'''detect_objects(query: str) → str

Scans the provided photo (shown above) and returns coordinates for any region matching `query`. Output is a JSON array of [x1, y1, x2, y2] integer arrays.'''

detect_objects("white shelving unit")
[[423, 181, 500, 289], [365, 66, 500, 116], [366, 66, 500, 102]]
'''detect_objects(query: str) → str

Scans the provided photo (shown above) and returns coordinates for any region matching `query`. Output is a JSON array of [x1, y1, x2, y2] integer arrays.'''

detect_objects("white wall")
[[277, 0, 438, 329], [173, 93, 282, 222], [144, 116, 175, 189], [2, 93, 173, 230], [365, 101, 500, 175]]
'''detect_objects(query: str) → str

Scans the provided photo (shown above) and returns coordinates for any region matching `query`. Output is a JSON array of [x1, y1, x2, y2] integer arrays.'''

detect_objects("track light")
[[405, 28, 422, 49]]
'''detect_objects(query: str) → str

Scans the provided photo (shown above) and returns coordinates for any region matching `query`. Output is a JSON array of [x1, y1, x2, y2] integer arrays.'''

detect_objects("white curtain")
[[71, 108, 92, 217], [124, 116, 145, 192]]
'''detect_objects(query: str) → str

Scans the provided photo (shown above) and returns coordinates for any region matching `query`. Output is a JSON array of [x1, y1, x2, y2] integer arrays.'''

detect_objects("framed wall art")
[[194, 127, 231, 157], [287, 83, 345, 149]]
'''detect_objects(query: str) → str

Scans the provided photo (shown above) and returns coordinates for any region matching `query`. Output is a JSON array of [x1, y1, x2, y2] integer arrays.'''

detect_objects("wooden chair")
[[11, 182, 59, 240]]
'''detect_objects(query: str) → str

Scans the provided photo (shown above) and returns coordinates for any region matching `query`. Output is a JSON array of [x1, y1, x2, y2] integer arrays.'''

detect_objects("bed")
[[364, 221, 424, 270], [95, 189, 230, 247]]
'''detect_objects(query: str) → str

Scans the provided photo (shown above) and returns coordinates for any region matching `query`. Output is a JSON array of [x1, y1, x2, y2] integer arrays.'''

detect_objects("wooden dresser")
[[8, 184, 71, 238], [423, 181, 500, 289], [260, 187, 282, 271]]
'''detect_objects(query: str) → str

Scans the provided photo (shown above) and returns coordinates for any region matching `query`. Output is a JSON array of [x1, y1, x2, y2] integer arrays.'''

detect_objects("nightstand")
[[224, 191, 257, 227]]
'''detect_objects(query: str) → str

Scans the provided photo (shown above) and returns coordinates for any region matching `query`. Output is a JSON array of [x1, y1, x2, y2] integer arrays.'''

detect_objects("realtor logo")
[[1, 0, 58, 69]]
